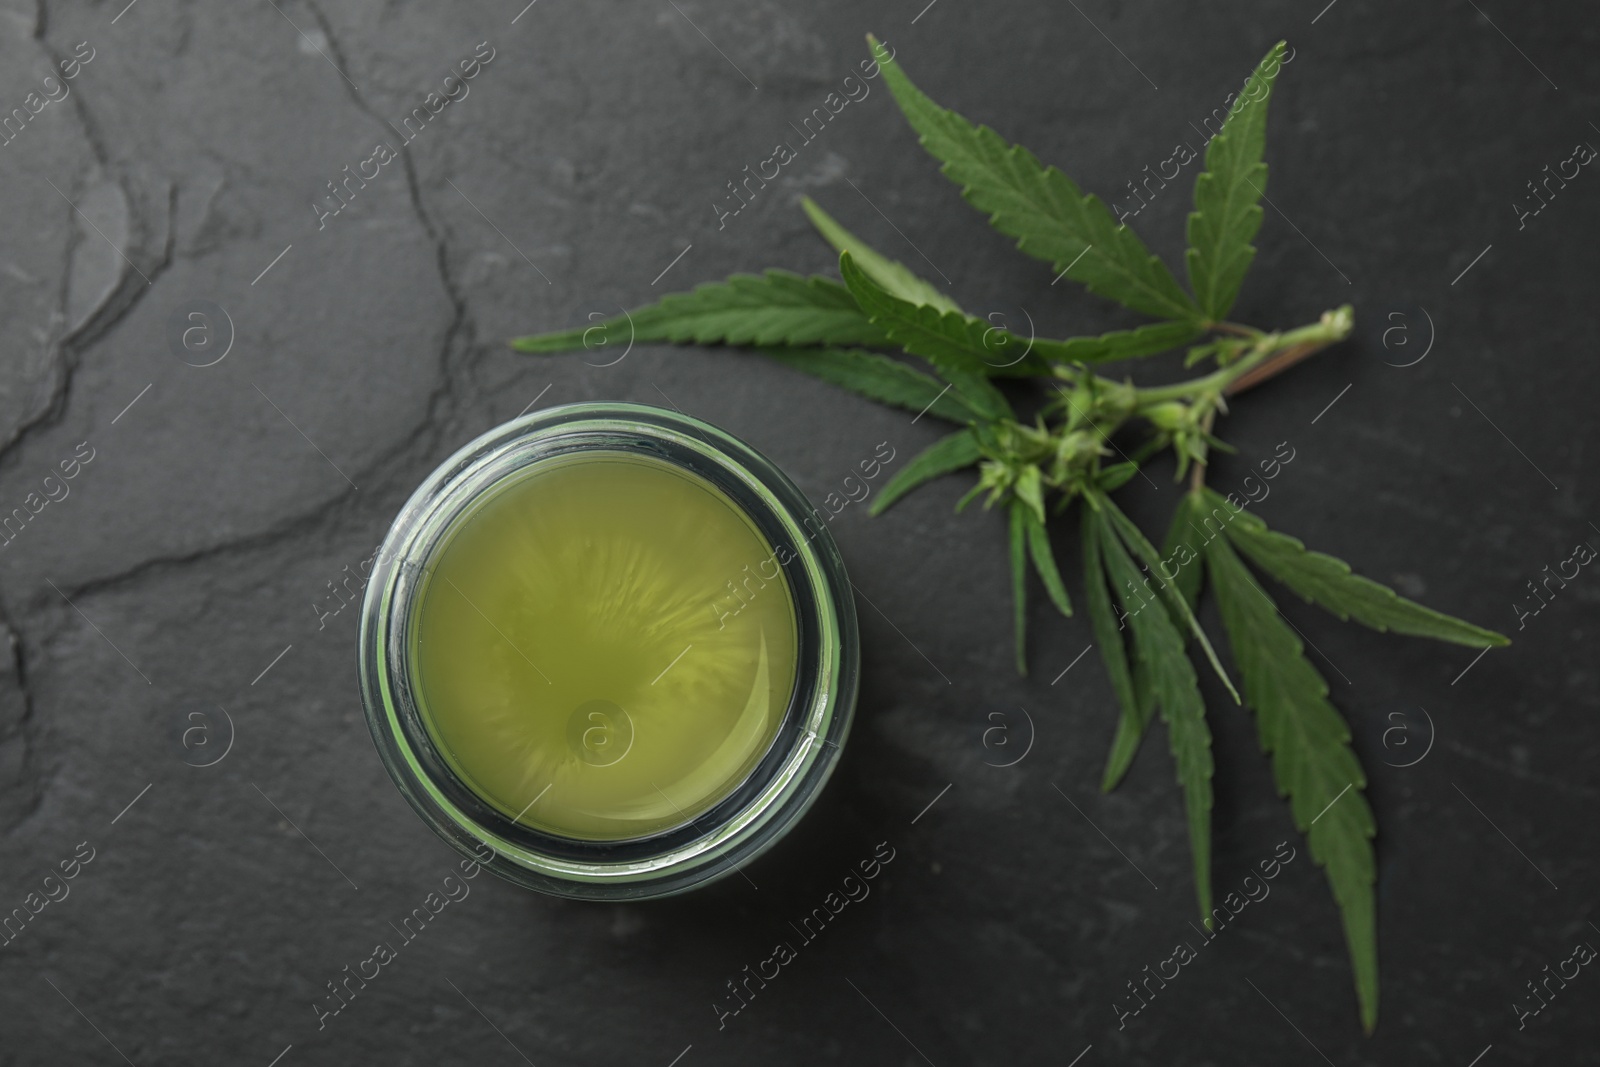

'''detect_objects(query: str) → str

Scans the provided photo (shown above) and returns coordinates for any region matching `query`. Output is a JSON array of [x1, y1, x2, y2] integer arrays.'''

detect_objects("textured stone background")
[[0, 0, 1595, 1064]]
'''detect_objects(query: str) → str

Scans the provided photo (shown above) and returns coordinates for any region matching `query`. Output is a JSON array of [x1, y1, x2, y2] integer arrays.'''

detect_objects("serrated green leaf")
[[1092, 494, 1225, 869], [868, 36, 1198, 322], [1025, 320, 1203, 368], [1126, 646, 1157, 774], [1101, 494, 1213, 792], [838, 251, 1015, 420], [759, 346, 980, 424], [1096, 507, 1214, 921], [801, 197, 962, 314], [823, 248, 1053, 381], [952, 317, 1201, 381], [870, 428, 983, 515], [981, 320, 1203, 380], [1087, 508, 1152, 793], [1009, 500, 1029, 676], [1204, 532, 1378, 1033], [1205, 488, 1510, 648], [1186, 42, 1287, 320], [1093, 492, 1240, 702], [1025, 508, 1072, 616], [1163, 491, 1209, 611], [511, 271, 890, 352]]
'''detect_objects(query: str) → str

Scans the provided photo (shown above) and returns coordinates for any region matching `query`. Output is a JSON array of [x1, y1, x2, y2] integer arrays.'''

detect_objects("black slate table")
[[0, 1, 1594, 1064]]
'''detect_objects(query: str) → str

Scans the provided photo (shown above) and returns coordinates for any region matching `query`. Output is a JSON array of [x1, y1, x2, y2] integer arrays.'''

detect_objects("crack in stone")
[[0, 601, 41, 837], [8, 2, 530, 635], [299, 0, 481, 455], [0, 0, 178, 828], [54, 481, 376, 605], [0, 17, 178, 471]]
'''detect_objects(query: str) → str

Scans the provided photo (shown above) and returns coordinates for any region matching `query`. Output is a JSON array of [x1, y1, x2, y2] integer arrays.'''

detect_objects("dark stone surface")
[[0, 0, 1595, 1063]]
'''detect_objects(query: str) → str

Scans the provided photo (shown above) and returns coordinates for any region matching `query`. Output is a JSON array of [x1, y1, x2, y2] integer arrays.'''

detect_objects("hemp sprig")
[[514, 37, 1508, 1033]]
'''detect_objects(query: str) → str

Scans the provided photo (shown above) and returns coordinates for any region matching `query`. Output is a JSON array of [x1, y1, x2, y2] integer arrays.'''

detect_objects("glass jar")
[[357, 402, 858, 899]]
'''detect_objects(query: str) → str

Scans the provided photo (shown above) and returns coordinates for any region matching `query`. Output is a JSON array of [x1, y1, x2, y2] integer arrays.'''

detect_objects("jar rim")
[[357, 402, 859, 899]]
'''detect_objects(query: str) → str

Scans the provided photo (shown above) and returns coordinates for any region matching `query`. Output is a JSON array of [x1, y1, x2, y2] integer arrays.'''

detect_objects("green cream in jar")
[[411, 451, 800, 840], [359, 403, 858, 899]]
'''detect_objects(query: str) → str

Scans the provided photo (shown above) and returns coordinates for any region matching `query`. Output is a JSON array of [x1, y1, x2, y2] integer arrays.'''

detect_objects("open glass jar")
[[358, 403, 858, 899]]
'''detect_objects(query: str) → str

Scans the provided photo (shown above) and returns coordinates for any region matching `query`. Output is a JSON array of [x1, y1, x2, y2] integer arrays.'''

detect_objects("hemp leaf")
[[1084, 509, 1148, 794], [836, 251, 1017, 419], [1202, 526, 1380, 1034], [1187, 42, 1285, 320], [1021, 320, 1205, 369], [513, 37, 1509, 1035], [510, 270, 890, 351], [867, 35, 1198, 322], [1024, 507, 1073, 618], [871, 428, 983, 514], [1217, 495, 1511, 647], [801, 196, 961, 314], [758, 346, 979, 423], [1094, 490, 1238, 703], [1094, 499, 1216, 922]]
